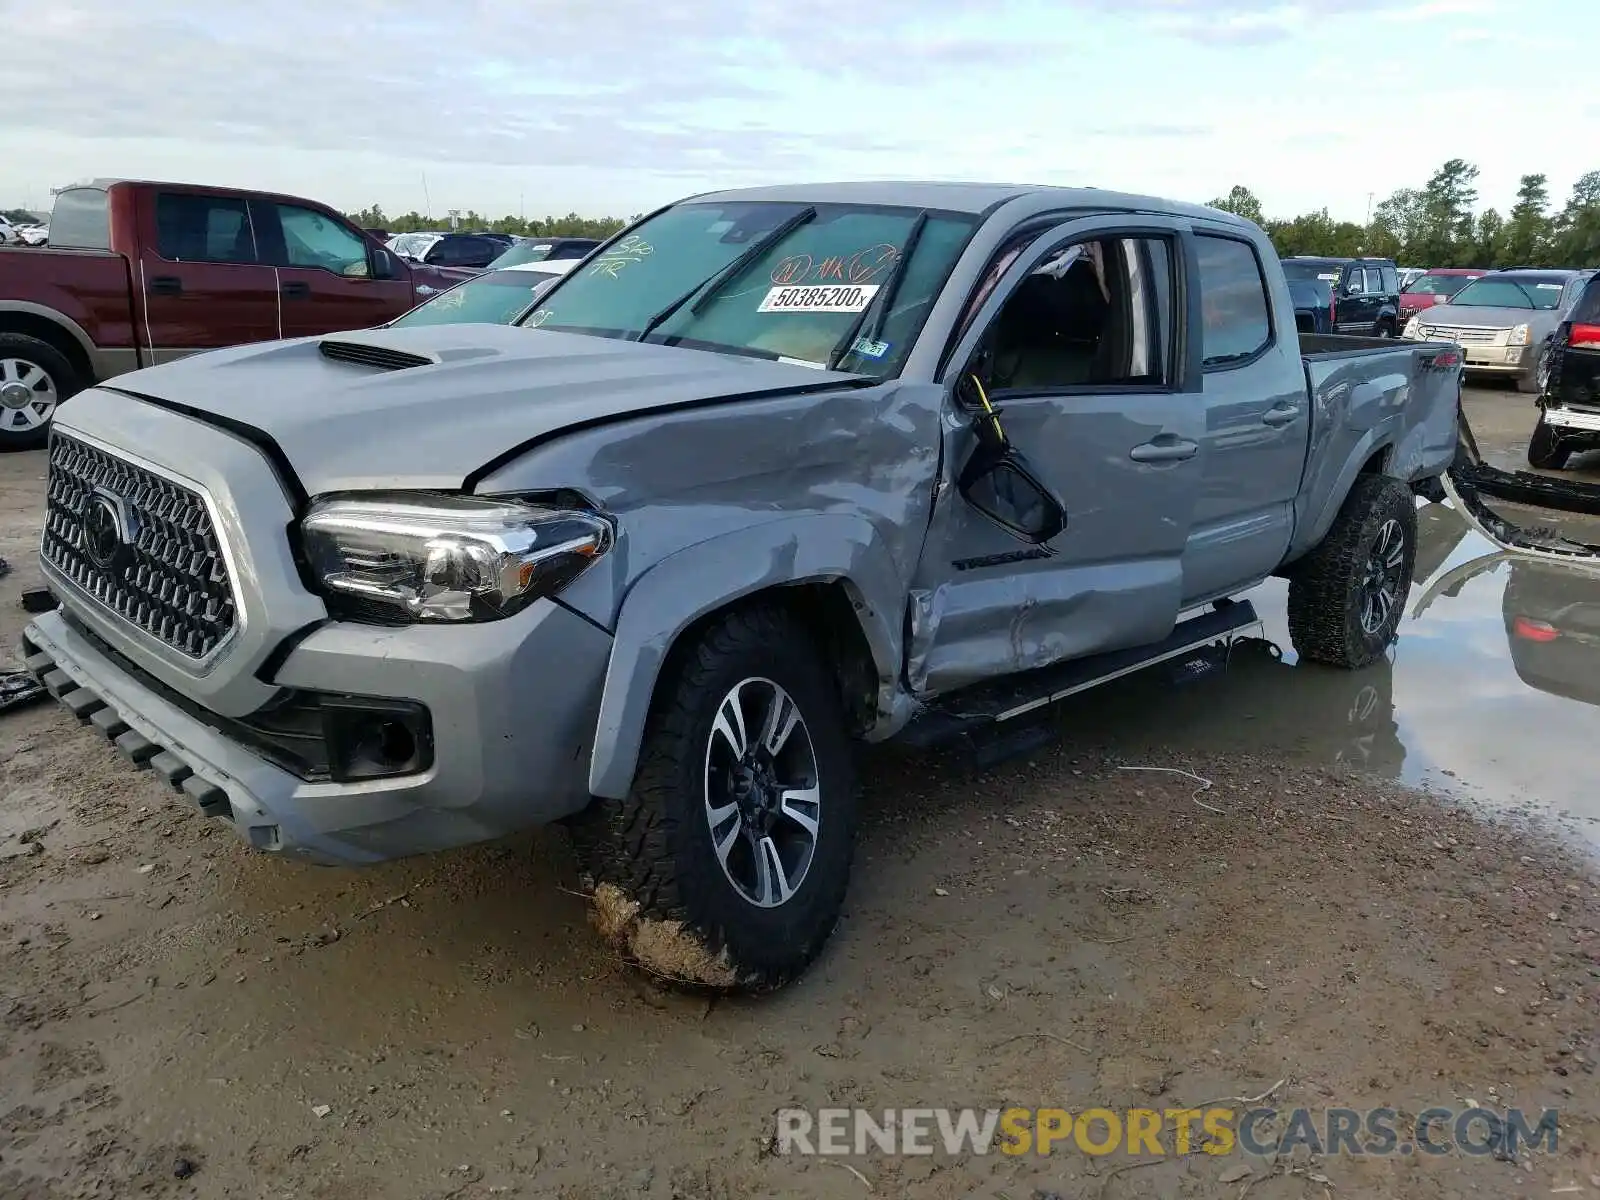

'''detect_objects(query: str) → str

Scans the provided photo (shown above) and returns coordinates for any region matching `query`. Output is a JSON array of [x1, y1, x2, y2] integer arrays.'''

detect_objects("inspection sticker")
[[1536, 283, 1563, 289], [759, 284, 880, 313]]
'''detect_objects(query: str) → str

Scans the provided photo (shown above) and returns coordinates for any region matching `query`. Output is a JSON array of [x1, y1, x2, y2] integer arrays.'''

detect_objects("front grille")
[[42, 433, 237, 659], [1419, 324, 1503, 345]]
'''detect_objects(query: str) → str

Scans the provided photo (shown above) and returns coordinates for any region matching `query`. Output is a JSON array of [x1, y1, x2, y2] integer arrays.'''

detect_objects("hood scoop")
[[318, 338, 437, 372]]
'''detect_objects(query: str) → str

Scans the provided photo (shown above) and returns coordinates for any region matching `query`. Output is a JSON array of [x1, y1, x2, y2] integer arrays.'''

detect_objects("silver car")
[[1404, 269, 1595, 393]]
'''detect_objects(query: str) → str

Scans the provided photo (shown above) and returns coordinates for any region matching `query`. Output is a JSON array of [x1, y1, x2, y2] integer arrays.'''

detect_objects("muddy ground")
[[3, 388, 1599, 1199]]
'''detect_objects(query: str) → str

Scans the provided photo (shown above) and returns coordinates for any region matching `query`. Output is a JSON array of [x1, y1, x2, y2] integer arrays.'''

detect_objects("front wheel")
[[1287, 475, 1418, 669], [572, 605, 857, 991], [0, 334, 81, 451], [1376, 320, 1395, 339]]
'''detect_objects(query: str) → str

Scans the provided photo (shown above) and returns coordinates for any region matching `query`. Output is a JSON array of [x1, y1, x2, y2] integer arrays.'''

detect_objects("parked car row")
[[1403, 267, 1596, 393], [0, 216, 49, 246], [382, 231, 601, 271]]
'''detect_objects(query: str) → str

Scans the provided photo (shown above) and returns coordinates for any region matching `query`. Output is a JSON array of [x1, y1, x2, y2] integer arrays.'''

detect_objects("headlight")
[[1509, 323, 1531, 346], [301, 494, 613, 622]]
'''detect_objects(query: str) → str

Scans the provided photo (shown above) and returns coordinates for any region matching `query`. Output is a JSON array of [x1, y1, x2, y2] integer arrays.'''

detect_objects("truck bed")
[[0, 246, 140, 370], [1285, 332, 1462, 561]]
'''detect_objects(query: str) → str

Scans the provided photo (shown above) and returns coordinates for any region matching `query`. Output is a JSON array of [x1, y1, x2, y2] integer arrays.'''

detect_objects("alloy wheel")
[[1359, 518, 1407, 636], [702, 677, 821, 909], [0, 357, 57, 434]]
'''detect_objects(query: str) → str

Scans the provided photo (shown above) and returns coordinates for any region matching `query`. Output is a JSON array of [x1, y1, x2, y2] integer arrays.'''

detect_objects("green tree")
[[1265, 209, 1364, 257], [1551, 170, 1600, 267], [1207, 185, 1264, 225], [1501, 174, 1551, 266], [1412, 159, 1480, 266], [1471, 208, 1505, 266], [1368, 188, 1425, 262]]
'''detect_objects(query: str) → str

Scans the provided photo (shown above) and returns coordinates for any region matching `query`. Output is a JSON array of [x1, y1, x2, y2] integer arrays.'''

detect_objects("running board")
[[897, 600, 1261, 751]]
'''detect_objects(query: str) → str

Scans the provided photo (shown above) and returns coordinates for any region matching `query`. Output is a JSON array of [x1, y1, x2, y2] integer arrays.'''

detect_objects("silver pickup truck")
[[21, 182, 1463, 990]]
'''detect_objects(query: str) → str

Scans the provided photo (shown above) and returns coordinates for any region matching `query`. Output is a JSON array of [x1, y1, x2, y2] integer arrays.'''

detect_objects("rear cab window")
[[1194, 235, 1272, 368], [523, 201, 978, 377], [153, 192, 257, 264]]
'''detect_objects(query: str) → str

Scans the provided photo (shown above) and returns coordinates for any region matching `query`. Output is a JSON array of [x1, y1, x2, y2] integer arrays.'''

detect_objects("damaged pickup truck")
[[21, 183, 1463, 989]]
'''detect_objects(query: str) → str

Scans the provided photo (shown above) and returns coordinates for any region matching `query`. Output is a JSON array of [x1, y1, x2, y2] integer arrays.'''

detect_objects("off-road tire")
[[0, 332, 81, 452], [1287, 475, 1418, 669], [1527, 413, 1572, 470], [571, 605, 857, 992], [1375, 319, 1395, 339]]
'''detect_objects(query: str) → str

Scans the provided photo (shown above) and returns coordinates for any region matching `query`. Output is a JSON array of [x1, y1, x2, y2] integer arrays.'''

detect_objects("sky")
[[5, 0, 1599, 224]]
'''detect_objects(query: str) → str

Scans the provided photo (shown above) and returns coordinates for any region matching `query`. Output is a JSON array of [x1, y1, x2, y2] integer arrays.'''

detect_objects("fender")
[[0, 300, 99, 366], [1289, 425, 1393, 561], [586, 513, 912, 800]]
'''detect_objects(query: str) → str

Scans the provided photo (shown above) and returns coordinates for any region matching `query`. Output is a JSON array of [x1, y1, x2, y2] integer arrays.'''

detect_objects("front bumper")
[[1460, 345, 1534, 375], [22, 599, 613, 865]]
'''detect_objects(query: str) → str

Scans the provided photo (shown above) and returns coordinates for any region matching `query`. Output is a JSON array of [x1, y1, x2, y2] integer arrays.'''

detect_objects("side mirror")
[[371, 249, 397, 280], [959, 452, 1067, 544]]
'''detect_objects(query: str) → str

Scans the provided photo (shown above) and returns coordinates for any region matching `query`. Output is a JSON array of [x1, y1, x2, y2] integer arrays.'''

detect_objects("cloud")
[[6, 0, 1080, 178], [1059, 0, 1494, 43]]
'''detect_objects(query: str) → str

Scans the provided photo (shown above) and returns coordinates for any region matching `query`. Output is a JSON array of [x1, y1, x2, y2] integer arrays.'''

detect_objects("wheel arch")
[[587, 515, 911, 800], [0, 305, 96, 387]]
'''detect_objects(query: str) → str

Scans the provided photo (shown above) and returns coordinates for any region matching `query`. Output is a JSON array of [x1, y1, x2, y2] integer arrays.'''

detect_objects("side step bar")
[[897, 600, 1261, 750]]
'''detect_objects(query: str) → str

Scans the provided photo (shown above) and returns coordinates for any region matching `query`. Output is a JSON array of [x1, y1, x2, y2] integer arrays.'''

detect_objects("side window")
[[154, 193, 255, 264], [1346, 268, 1368, 296], [426, 239, 460, 265], [1380, 265, 1399, 294], [274, 204, 369, 276], [982, 235, 1174, 391], [1194, 235, 1272, 367]]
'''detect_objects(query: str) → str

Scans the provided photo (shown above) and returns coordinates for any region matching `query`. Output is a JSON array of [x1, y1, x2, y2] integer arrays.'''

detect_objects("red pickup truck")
[[0, 179, 468, 450]]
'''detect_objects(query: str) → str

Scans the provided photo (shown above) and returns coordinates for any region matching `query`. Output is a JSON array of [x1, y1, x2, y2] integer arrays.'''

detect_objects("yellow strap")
[[967, 374, 1007, 444]]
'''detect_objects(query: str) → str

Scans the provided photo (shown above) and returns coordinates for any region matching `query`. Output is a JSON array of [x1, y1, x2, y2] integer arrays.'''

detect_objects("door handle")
[[280, 281, 311, 299], [1262, 404, 1302, 427], [148, 276, 183, 296], [1129, 436, 1199, 463]]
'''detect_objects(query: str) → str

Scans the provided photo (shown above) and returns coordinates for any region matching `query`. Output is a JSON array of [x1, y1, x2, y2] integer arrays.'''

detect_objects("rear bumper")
[[22, 600, 613, 865], [1543, 405, 1600, 434]]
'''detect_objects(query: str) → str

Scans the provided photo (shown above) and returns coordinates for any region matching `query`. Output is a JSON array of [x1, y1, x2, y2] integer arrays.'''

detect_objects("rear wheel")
[[1527, 413, 1572, 470], [0, 334, 81, 452], [1287, 475, 1418, 669], [571, 605, 857, 992]]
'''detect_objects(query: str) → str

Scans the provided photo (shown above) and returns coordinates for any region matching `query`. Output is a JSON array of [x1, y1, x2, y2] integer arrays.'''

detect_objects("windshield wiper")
[[825, 210, 929, 372], [635, 205, 818, 343]]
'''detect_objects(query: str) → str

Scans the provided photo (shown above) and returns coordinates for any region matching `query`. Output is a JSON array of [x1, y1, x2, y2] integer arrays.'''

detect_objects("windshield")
[[488, 241, 560, 268], [1404, 273, 1478, 297], [521, 201, 978, 375], [1448, 277, 1568, 310], [390, 269, 563, 328], [1280, 261, 1343, 283]]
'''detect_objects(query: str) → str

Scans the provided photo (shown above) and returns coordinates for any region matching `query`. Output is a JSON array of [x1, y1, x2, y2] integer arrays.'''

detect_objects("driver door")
[[905, 215, 1206, 698], [252, 200, 414, 338]]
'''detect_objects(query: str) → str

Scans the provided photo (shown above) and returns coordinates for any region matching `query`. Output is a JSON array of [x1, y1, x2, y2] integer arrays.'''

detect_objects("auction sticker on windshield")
[[759, 284, 881, 313]]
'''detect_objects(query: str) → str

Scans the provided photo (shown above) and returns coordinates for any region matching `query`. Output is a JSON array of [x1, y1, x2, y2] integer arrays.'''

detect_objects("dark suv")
[[420, 233, 516, 270], [1280, 256, 1402, 338], [1529, 271, 1600, 470]]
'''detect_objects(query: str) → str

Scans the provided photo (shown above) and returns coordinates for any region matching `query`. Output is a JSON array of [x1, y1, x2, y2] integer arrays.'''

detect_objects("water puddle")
[[1050, 500, 1600, 852]]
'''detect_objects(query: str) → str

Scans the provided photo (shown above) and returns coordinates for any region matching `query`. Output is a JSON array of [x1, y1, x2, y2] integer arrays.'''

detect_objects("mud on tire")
[[1287, 474, 1419, 670], [570, 604, 857, 992]]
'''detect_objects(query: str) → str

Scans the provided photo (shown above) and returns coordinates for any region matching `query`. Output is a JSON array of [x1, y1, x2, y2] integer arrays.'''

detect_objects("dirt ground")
[[3, 391, 1599, 1200]]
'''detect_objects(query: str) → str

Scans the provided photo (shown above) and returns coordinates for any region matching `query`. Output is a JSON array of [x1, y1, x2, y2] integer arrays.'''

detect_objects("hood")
[[1398, 292, 1448, 315], [409, 262, 477, 292], [106, 324, 865, 496], [1411, 303, 1554, 330]]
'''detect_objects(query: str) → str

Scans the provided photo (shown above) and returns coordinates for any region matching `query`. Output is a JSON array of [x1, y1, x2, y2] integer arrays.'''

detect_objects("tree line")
[[1210, 160, 1600, 268], [348, 205, 629, 241]]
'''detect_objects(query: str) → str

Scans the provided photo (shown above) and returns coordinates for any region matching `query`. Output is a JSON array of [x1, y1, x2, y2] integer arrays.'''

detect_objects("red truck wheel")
[[0, 334, 81, 452]]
